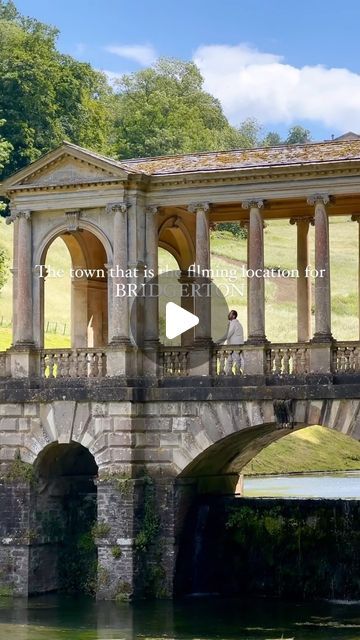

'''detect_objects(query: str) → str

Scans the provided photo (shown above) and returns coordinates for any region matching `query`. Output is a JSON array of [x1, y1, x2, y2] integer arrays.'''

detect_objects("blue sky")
[[16, 0, 360, 140]]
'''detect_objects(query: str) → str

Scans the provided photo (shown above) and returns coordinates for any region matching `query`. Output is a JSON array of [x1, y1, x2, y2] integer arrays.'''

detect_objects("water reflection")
[[244, 470, 360, 498], [1, 595, 360, 639]]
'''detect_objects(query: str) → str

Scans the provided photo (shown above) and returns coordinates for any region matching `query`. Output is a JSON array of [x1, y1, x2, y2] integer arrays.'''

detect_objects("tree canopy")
[[112, 59, 260, 158], [0, 0, 113, 177], [0, 0, 314, 178]]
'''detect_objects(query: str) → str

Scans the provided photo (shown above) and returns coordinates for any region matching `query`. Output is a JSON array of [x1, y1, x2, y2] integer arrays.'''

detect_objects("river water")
[[2, 594, 360, 640], [244, 470, 360, 499], [1, 472, 360, 640]]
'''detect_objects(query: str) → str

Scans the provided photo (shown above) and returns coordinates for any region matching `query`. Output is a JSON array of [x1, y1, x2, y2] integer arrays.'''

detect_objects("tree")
[[0, 242, 9, 292], [262, 131, 282, 147], [285, 125, 311, 145], [0, 1, 114, 177], [112, 58, 254, 158]]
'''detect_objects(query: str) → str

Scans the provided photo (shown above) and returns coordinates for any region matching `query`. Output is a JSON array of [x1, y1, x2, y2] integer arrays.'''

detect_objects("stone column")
[[106, 203, 133, 377], [307, 195, 332, 342], [352, 215, 360, 339], [144, 205, 159, 346], [290, 216, 313, 342], [188, 202, 211, 344], [242, 199, 266, 343], [240, 219, 250, 335], [179, 271, 195, 346], [108, 203, 131, 345], [14, 211, 34, 345]]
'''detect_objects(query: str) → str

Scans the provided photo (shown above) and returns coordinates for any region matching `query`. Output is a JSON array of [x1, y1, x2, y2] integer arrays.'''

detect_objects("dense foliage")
[[0, 0, 313, 180]]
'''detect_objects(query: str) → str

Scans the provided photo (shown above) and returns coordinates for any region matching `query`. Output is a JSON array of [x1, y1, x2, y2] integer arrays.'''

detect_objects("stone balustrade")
[[266, 344, 310, 375], [0, 342, 360, 379], [332, 343, 360, 373], [41, 349, 107, 378], [160, 348, 189, 377], [214, 347, 244, 376]]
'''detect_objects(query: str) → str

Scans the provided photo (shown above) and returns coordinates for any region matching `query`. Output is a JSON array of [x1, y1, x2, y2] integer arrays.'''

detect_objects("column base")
[[106, 345, 135, 377], [189, 345, 212, 375], [247, 335, 268, 345], [312, 333, 334, 344], [309, 342, 333, 373], [243, 345, 267, 375], [9, 344, 39, 378]]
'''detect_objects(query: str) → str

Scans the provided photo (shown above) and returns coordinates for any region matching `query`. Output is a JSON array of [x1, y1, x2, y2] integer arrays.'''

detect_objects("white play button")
[[165, 302, 199, 340]]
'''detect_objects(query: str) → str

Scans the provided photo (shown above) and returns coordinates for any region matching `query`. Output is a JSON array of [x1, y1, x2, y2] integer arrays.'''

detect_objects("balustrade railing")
[[160, 348, 189, 376], [41, 349, 107, 378], [214, 347, 244, 375], [266, 344, 310, 375], [332, 343, 360, 373], [3, 342, 360, 379]]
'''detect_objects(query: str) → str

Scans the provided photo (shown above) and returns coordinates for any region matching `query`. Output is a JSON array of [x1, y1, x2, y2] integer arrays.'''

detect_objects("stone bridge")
[[1, 138, 360, 598]]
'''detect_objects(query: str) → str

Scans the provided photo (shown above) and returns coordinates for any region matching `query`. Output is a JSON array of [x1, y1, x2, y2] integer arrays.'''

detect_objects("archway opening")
[[29, 441, 98, 595], [40, 228, 108, 349], [175, 423, 360, 600]]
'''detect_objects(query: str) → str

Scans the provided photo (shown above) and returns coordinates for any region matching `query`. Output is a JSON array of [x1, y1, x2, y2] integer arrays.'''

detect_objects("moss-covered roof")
[[119, 139, 360, 176]]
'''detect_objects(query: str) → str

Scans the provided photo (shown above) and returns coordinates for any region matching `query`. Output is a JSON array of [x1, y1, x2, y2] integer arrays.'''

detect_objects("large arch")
[[29, 440, 98, 595], [173, 398, 360, 598], [34, 222, 112, 348]]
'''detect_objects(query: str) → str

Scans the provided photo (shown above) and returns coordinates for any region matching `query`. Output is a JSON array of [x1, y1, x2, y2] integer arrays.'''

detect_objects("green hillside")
[[242, 425, 360, 475]]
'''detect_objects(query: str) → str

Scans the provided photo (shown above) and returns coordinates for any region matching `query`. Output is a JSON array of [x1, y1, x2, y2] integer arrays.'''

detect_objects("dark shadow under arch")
[[29, 441, 98, 595]]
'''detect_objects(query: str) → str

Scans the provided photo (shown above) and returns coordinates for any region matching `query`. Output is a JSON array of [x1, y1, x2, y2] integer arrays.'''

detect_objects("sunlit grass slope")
[[242, 425, 360, 475]]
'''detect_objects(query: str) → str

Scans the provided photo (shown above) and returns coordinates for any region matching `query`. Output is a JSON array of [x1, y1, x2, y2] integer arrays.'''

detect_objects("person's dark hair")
[[230, 309, 238, 318]]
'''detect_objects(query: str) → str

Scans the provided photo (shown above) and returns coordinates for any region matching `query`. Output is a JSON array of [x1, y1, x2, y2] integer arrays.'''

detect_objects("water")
[[244, 470, 360, 499], [2, 472, 360, 639], [2, 594, 360, 640]]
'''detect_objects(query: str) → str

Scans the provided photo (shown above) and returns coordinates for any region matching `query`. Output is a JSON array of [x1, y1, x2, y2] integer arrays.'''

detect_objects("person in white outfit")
[[217, 310, 245, 374]]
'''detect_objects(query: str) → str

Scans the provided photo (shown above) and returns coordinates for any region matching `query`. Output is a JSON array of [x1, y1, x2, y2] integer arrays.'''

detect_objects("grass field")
[[0, 216, 358, 348], [242, 425, 360, 475]]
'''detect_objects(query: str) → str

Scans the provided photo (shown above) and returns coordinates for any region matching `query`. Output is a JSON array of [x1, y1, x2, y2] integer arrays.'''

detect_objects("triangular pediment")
[[0, 142, 132, 192]]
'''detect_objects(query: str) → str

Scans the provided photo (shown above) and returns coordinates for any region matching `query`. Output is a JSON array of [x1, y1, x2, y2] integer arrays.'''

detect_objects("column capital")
[[290, 216, 314, 226], [106, 202, 130, 214], [307, 193, 331, 206], [6, 209, 31, 224], [145, 205, 159, 216], [188, 202, 210, 214], [241, 199, 264, 210]]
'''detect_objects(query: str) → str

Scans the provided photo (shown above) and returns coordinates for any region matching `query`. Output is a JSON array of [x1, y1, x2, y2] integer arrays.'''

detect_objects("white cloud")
[[105, 44, 157, 66], [193, 44, 360, 132]]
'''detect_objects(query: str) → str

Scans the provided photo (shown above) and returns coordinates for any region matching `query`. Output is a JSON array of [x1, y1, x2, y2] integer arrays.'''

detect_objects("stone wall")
[[176, 497, 360, 600], [0, 391, 360, 598]]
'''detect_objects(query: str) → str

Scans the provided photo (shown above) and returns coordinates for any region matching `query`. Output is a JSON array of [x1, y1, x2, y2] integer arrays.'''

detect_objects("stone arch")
[[34, 221, 112, 348], [20, 401, 110, 471], [173, 398, 360, 487], [158, 215, 195, 270]]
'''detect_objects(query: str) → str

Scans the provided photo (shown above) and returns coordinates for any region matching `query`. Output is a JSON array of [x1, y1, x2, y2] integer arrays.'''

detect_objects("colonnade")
[[4, 193, 354, 354]]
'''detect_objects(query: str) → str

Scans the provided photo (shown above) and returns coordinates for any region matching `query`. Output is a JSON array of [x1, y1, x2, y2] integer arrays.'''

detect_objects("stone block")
[[135, 432, 160, 447], [113, 417, 134, 431], [157, 403, 180, 416], [23, 404, 39, 417], [18, 418, 29, 432], [0, 418, 17, 431], [0, 405, 22, 417], [180, 402, 198, 416], [160, 433, 181, 447], [108, 402, 133, 416], [108, 432, 134, 447]]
